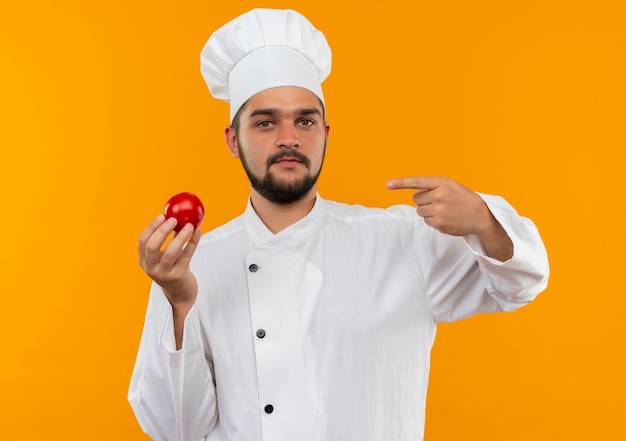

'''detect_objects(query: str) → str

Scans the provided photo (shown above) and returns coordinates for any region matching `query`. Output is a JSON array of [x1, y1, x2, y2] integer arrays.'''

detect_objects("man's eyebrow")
[[297, 108, 322, 117], [247, 107, 322, 118], [248, 108, 279, 118]]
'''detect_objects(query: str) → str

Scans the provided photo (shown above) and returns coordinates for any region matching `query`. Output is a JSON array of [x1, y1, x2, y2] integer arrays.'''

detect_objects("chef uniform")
[[128, 9, 549, 441]]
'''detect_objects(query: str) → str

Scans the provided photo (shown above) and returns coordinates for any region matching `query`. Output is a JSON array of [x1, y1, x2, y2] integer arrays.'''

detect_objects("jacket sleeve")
[[426, 193, 550, 322], [128, 282, 217, 441]]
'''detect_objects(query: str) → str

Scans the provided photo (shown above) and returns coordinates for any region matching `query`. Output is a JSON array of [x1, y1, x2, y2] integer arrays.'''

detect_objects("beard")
[[238, 143, 326, 205]]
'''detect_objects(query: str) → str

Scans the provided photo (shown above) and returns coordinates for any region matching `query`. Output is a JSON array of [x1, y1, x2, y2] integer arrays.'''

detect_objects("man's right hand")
[[138, 214, 202, 315]]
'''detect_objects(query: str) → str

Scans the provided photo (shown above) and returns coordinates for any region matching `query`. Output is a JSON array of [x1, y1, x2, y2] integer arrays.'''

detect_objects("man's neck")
[[249, 188, 317, 234]]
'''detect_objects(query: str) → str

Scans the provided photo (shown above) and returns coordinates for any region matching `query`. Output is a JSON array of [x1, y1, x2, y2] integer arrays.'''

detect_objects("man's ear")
[[224, 126, 240, 158]]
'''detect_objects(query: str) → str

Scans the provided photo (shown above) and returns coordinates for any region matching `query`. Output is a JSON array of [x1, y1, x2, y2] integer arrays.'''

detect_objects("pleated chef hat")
[[200, 8, 332, 122]]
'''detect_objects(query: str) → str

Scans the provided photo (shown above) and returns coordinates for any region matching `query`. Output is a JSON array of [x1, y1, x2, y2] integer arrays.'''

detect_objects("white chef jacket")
[[128, 194, 549, 441]]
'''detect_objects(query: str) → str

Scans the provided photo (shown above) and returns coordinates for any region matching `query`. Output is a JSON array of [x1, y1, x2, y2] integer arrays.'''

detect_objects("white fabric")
[[200, 8, 332, 122], [128, 194, 549, 441]]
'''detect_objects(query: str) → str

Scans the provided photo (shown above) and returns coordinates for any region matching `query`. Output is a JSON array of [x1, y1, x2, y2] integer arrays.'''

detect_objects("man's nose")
[[276, 124, 300, 148]]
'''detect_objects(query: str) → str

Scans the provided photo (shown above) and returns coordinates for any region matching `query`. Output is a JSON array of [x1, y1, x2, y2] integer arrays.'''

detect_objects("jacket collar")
[[243, 194, 325, 250]]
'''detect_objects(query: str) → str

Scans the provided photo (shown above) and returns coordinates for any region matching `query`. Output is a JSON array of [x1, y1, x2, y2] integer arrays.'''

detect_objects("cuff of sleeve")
[[463, 233, 509, 265], [463, 192, 549, 305], [161, 304, 200, 354]]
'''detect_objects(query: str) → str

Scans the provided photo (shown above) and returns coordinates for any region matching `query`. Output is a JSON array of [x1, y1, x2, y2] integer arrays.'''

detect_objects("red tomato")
[[164, 192, 205, 232]]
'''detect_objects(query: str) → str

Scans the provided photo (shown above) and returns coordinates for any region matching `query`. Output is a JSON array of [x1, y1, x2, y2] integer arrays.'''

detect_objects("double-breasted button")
[[264, 404, 274, 414], [256, 329, 266, 339], [248, 264, 259, 272]]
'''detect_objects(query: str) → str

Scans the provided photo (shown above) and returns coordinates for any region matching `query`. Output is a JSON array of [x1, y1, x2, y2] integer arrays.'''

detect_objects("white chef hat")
[[200, 8, 332, 122]]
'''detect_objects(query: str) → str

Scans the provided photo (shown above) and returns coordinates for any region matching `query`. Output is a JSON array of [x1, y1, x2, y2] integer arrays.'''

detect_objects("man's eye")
[[299, 119, 315, 126], [257, 121, 272, 128]]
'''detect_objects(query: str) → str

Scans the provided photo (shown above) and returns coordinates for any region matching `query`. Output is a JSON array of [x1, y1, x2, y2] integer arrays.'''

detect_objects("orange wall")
[[1, 0, 624, 439]]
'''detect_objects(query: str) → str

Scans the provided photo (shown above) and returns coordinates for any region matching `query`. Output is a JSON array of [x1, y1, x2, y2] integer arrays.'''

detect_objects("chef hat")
[[200, 8, 332, 122]]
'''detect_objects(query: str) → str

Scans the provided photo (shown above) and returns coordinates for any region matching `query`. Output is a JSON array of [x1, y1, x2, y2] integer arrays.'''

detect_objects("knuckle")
[[145, 240, 162, 255], [137, 234, 149, 250], [160, 244, 181, 261], [430, 192, 444, 204]]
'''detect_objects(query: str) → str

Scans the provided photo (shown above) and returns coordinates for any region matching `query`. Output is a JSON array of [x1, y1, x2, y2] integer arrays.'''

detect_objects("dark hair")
[[230, 100, 248, 133]]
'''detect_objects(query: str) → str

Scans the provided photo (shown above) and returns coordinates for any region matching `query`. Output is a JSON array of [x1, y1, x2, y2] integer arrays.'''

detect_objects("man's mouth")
[[268, 151, 310, 168], [275, 157, 300, 163]]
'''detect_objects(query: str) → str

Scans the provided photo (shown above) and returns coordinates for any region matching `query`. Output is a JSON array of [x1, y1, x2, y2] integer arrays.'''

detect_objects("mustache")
[[266, 150, 311, 168]]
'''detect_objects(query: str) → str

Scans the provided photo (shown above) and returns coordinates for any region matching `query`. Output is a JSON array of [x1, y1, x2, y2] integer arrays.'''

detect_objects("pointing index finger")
[[386, 176, 441, 190]]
